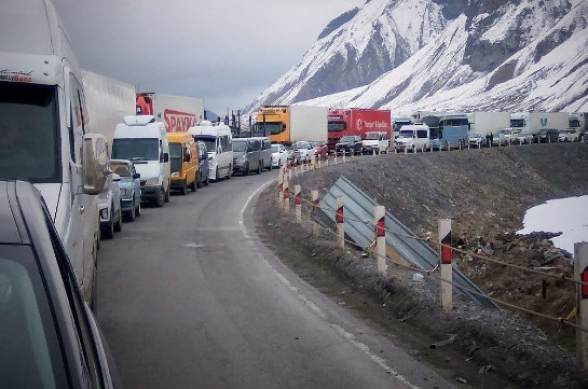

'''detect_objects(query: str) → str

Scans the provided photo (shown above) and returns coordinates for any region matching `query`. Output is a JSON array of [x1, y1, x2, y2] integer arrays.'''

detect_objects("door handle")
[[80, 206, 85, 214]]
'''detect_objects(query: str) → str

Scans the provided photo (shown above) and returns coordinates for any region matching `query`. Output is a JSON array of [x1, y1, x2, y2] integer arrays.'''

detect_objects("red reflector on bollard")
[[441, 232, 452, 264], [376, 217, 385, 237], [284, 188, 289, 199], [295, 194, 301, 205], [278, 183, 283, 192], [582, 267, 588, 300], [312, 200, 318, 211], [336, 207, 344, 224]]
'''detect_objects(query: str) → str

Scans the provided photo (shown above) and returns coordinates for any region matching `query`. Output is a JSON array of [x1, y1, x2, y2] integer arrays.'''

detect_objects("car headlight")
[[146, 178, 160, 186], [171, 172, 180, 178], [239, 155, 247, 163]]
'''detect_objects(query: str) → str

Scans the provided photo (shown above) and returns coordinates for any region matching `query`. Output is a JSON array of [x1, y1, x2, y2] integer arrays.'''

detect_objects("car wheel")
[[164, 188, 170, 203], [127, 200, 136, 222], [244, 162, 250, 176], [179, 180, 187, 195], [114, 208, 122, 232], [204, 174, 209, 186], [135, 199, 141, 217], [155, 188, 165, 208], [257, 162, 262, 174]]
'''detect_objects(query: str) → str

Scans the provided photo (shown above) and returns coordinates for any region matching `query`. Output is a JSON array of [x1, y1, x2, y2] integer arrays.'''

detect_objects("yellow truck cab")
[[168, 132, 198, 195]]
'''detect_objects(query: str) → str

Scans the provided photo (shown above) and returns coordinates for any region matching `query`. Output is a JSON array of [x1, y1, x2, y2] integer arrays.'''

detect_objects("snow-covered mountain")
[[247, 0, 588, 113]]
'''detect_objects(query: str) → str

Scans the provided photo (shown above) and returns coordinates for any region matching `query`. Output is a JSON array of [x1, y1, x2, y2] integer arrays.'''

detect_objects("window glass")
[[263, 140, 271, 150], [112, 139, 159, 161], [251, 140, 261, 151], [0, 83, 60, 183], [111, 163, 130, 177], [233, 141, 247, 153], [0, 247, 67, 389], [417, 130, 428, 139]]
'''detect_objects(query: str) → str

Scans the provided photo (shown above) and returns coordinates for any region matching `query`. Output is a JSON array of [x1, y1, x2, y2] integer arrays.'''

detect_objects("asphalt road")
[[97, 167, 456, 389]]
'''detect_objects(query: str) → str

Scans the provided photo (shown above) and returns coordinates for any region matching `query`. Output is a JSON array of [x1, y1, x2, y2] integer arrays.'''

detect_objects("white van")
[[0, 0, 110, 305], [395, 124, 431, 152], [112, 116, 171, 207], [189, 121, 233, 181]]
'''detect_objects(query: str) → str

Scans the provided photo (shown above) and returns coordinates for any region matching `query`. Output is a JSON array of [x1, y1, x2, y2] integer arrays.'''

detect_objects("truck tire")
[[155, 188, 165, 208]]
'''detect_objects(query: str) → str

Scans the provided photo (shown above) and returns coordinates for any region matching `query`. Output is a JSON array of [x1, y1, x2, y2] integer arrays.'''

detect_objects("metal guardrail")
[[312, 176, 497, 308]]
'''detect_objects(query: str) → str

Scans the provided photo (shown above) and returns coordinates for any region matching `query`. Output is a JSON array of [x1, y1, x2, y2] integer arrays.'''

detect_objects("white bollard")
[[373, 149, 376, 157], [343, 153, 346, 163], [336, 196, 344, 250], [575, 242, 588, 370], [288, 167, 292, 181], [438, 218, 453, 312], [334, 152, 338, 164], [374, 205, 387, 276], [311, 190, 319, 236], [295, 185, 301, 224]]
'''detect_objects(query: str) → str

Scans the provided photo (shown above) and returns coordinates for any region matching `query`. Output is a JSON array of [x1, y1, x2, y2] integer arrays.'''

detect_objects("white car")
[[98, 173, 123, 239], [293, 141, 315, 163], [559, 128, 581, 142], [516, 132, 534, 144], [271, 143, 289, 168], [363, 132, 389, 154]]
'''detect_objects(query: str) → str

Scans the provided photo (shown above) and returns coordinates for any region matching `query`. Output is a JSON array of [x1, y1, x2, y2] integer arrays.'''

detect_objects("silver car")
[[98, 173, 122, 239], [232, 138, 263, 175]]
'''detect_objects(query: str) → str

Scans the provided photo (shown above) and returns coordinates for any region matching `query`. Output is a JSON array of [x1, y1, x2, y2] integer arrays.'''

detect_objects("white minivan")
[[395, 124, 431, 152], [112, 115, 171, 207], [189, 121, 233, 181], [0, 0, 110, 306]]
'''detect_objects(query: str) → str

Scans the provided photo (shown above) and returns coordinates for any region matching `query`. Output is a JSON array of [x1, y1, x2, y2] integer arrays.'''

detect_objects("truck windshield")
[[195, 136, 216, 154], [112, 138, 159, 161], [0, 83, 60, 183], [328, 123, 345, 132], [258, 123, 282, 135]]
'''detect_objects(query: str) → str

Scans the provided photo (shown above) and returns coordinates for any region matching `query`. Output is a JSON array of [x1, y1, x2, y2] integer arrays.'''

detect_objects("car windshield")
[[111, 163, 131, 177], [398, 131, 413, 139], [169, 143, 182, 174], [195, 136, 216, 154], [340, 136, 354, 142], [233, 141, 248, 152], [0, 247, 67, 389], [112, 138, 159, 161], [470, 134, 482, 139], [0, 83, 60, 183], [365, 133, 379, 140]]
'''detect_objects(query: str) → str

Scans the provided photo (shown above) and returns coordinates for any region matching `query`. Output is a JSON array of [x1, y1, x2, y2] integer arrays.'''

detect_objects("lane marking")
[[239, 178, 276, 226]]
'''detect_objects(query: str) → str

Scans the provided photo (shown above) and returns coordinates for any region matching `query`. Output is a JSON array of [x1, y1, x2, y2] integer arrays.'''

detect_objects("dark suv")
[[534, 128, 560, 143], [335, 135, 363, 155]]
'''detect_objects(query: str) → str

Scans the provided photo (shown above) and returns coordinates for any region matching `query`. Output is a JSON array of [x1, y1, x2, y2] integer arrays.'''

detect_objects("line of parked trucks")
[[249, 106, 588, 156]]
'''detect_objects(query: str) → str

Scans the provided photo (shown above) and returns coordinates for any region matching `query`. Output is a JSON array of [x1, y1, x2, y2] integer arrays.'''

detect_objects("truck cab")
[[0, 0, 110, 305]]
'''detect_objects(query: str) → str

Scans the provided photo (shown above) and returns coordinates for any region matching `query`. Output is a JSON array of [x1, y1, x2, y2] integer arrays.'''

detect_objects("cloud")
[[52, 0, 361, 114]]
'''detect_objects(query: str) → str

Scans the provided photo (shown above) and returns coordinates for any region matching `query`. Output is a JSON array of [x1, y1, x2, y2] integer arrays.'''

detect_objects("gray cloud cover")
[[52, 0, 361, 115]]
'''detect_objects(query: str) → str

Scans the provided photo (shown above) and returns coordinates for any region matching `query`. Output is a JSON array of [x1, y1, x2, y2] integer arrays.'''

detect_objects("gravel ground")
[[256, 143, 588, 389]]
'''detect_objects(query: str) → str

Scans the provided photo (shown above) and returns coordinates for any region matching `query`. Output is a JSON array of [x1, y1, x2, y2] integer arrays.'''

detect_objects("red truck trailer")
[[327, 109, 391, 151]]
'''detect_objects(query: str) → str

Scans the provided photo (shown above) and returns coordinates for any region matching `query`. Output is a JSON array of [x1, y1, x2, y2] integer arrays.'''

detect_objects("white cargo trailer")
[[82, 70, 136, 145], [289, 105, 328, 142], [136, 92, 205, 132], [467, 112, 511, 135], [510, 112, 569, 134]]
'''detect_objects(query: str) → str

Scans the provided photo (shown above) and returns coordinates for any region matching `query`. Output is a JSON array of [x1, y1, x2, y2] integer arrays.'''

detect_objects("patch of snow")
[[518, 196, 588, 256]]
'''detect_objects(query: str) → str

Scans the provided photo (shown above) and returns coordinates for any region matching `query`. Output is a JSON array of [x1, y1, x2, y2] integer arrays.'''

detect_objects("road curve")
[[97, 170, 455, 389]]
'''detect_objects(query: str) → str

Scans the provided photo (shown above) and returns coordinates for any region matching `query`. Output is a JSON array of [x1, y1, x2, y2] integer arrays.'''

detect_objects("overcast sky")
[[52, 0, 362, 115]]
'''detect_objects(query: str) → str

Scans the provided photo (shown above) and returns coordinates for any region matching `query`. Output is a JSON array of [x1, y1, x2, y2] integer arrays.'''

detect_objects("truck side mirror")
[[82, 134, 110, 195], [184, 153, 191, 162], [133, 173, 141, 179]]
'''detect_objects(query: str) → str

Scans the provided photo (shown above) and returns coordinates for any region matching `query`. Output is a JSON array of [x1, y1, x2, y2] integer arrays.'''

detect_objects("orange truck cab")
[[168, 132, 198, 195]]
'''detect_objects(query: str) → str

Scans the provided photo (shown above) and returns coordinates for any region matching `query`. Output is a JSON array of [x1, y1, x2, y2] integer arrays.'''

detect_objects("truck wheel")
[[165, 188, 170, 203], [155, 188, 165, 208], [179, 181, 187, 195], [114, 208, 122, 232]]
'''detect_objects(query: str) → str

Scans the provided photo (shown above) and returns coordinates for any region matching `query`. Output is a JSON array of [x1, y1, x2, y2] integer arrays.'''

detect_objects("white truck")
[[510, 112, 569, 134], [467, 112, 511, 135], [0, 0, 110, 305], [82, 70, 137, 144], [570, 113, 588, 141], [136, 92, 205, 132]]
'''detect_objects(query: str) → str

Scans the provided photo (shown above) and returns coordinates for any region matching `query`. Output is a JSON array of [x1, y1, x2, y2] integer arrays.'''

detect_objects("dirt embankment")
[[257, 143, 588, 388]]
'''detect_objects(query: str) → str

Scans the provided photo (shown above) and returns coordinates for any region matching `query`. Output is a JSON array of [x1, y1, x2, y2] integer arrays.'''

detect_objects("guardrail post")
[[311, 190, 319, 236], [439, 218, 453, 312], [372, 149, 376, 157], [575, 242, 588, 370], [334, 152, 338, 164], [295, 185, 302, 224], [283, 178, 290, 213], [374, 205, 386, 276], [343, 152, 346, 163], [288, 166, 292, 180], [317, 156, 322, 169], [404, 146, 408, 155], [278, 167, 284, 206], [336, 196, 344, 250]]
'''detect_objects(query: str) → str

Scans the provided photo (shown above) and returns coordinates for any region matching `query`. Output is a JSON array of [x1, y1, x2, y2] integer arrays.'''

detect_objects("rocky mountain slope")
[[247, 0, 588, 113]]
